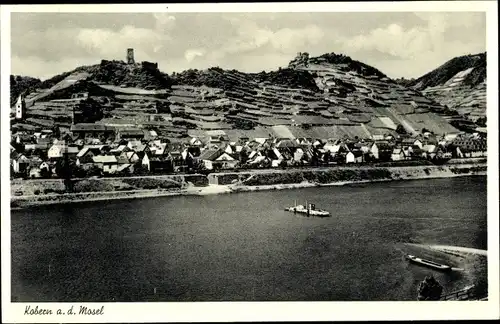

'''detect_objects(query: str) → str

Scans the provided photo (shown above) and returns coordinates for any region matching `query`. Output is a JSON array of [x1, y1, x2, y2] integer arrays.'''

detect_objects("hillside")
[[408, 53, 486, 122], [10, 52, 461, 140], [10, 75, 41, 106]]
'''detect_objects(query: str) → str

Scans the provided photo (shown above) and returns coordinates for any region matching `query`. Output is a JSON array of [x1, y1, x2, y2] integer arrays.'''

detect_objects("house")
[[166, 150, 185, 172], [402, 146, 413, 160], [149, 142, 167, 156], [76, 147, 96, 166], [29, 166, 44, 178], [345, 151, 355, 164], [24, 143, 50, 152], [127, 140, 146, 152], [148, 130, 158, 139], [47, 144, 79, 159], [351, 149, 364, 163], [410, 145, 423, 158], [293, 148, 305, 163], [323, 142, 349, 157], [109, 144, 130, 155], [11, 153, 30, 174], [421, 144, 437, 159], [116, 154, 130, 165], [70, 123, 115, 139], [224, 144, 236, 155], [372, 141, 393, 161], [142, 153, 173, 173], [92, 155, 118, 174], [125, 151, 141, 164], [270, 148, 284, 167], [248, 152, 269, 167], [197, 149, 229, 170], [116, 163, 134, 175], [36, 137, 53, 147], [296, 137, 312, 146], [402, 138, 423, 149], [117, 129, 145, 141], [276, 139, 300, 149], [189, 137, 203, 146], [451, 136, 487, 158], [391, 148, 406, 161], [214, 152, 239, 169], [16, 133, 34, 144], [40, 161, 51, 173]]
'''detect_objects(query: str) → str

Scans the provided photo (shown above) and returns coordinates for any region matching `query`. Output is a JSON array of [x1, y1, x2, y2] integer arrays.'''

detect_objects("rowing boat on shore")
[[406, 254, 452, 272]]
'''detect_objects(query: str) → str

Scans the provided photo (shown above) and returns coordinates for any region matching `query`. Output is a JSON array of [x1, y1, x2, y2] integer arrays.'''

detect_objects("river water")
[[11, 176, 487, 301]]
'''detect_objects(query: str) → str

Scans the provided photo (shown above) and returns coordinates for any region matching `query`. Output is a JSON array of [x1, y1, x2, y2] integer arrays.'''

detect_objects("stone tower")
[[127, 48, 135, 64], [15, 94, 26, 120]]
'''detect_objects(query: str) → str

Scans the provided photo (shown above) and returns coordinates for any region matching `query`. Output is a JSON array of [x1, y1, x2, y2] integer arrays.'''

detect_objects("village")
[[9, 49, 487, 180], [10, 93, 487, 180]]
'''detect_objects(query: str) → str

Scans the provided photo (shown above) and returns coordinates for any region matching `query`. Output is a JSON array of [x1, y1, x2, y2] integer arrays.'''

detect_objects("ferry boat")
[[285, 200, 330, 217], [406, 254, 452, 272]]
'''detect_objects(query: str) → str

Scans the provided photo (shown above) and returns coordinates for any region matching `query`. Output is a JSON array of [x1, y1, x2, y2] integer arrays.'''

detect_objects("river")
[[10, 176, 487, 301]]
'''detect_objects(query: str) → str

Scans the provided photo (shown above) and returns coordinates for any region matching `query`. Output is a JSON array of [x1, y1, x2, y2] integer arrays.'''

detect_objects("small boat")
[[406, 254, 452, 272], [285, 200, 330, 217]]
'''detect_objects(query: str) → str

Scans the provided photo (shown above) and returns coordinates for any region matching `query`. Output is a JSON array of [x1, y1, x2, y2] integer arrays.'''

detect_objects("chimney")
[[127, 48, 135, 64]]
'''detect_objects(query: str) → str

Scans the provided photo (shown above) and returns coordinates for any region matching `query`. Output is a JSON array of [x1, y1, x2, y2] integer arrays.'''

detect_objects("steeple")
[[15, 94, 26, 120]]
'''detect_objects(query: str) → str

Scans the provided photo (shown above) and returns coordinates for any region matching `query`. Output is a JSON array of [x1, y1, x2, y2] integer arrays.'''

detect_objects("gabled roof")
[[198, 149, 222, 161], [77, 147, 90, 158], [215, 152, 236, 161]]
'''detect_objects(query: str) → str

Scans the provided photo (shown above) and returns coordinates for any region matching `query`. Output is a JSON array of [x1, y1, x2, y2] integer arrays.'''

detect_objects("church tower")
[[15, 94, 26, 120], [127, 48, 135, 64]]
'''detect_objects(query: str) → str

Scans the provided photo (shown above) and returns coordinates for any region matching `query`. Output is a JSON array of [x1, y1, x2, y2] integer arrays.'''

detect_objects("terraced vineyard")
[[11, 52, 463, 140], [409, 53, 487, 122]]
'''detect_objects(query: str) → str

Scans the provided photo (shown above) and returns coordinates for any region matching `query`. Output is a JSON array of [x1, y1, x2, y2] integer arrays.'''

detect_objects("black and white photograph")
[[1, 2, 499, 322]]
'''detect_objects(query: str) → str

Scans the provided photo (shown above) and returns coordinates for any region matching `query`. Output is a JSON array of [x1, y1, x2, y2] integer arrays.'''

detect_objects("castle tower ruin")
[[127, 48, 135, 64]]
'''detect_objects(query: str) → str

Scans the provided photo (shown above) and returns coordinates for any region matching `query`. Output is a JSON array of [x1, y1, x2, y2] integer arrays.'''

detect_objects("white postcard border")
[[1, 2, 499, 323]]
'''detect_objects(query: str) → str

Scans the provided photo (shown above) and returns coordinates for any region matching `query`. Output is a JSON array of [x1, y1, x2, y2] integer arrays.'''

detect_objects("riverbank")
[[10, 162, 487, 208], [403, 243, 488, 299]]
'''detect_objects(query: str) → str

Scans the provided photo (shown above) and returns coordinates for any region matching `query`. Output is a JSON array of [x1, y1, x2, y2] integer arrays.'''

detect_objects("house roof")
[[126, 151, 138, 159], [117, 164, 132, 172], [276, 139, 299, 148], [37, 137, 52, 145], [215, 152, 236, 161], [119, 129, 145, 136], [116, 156, 129, 164], [77, 147, 90, 157], [71, 123, 114, 132], [92, 155, 117, 163], [198, 149, 221, 161], [50, 145, 79, 154]]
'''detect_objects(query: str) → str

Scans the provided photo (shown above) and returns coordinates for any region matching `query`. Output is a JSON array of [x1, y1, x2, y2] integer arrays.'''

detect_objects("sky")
[[10, 12, 486, 81]]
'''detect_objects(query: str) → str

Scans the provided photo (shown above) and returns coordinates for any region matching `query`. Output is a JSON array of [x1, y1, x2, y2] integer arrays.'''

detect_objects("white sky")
[[10, 12, 486, 80]]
